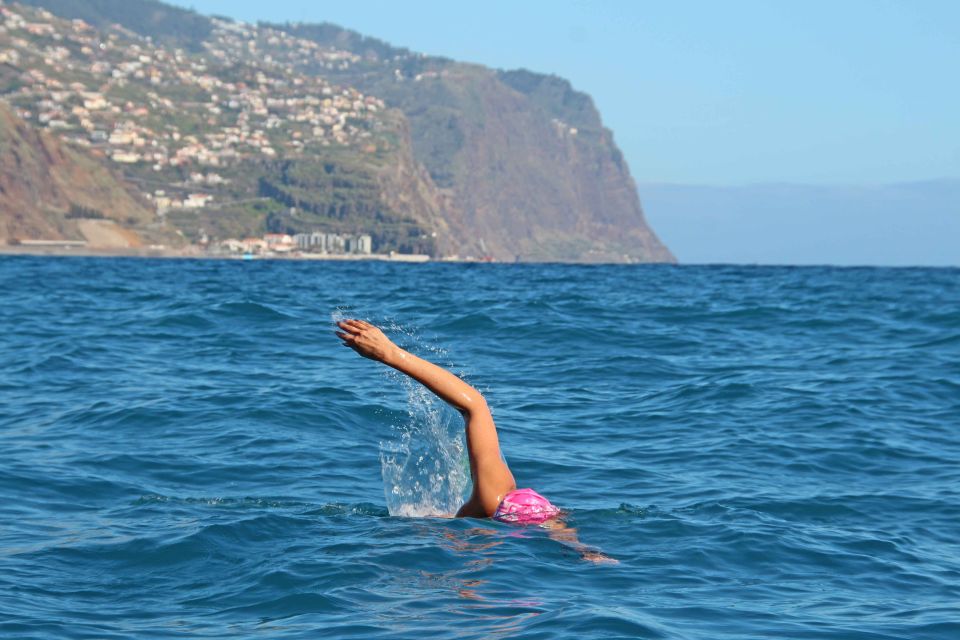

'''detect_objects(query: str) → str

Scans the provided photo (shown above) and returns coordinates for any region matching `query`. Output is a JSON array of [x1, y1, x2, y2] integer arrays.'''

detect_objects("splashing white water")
[[330, 306, 351, 325], [331, 310, 470, 517], [379, 356, 471, 518]]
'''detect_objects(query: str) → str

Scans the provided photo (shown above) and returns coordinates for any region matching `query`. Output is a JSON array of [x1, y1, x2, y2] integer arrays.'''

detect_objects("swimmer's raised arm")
[[336, 319, 484, 414], [336, 319, 515, 517]]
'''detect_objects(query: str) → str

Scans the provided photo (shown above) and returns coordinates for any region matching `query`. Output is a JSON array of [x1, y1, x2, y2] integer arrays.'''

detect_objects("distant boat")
[[242, 253, 255, 260]]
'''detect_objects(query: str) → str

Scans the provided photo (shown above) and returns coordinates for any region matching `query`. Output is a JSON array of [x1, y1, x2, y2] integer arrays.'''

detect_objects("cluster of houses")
[[218, 232, 373, 256], [0, 4, 387, 214], [149, 190, 214, 213], [208, 18, 360, 74]]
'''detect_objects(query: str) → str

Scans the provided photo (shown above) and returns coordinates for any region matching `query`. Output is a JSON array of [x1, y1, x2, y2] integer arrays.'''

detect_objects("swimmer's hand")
[[336, 319, 397, 362]]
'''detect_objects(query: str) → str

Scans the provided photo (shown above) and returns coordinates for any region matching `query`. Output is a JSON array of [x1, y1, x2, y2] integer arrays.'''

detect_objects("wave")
[[214, 300, 299, 321]]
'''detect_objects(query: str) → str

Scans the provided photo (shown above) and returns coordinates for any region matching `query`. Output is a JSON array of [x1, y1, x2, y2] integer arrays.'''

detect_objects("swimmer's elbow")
[[458, 389, 489, 417]]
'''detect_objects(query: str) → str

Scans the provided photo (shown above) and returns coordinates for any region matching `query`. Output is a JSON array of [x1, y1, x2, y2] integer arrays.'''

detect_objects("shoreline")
[[0, 245, 432, 262], [0, 244, 684, 265]]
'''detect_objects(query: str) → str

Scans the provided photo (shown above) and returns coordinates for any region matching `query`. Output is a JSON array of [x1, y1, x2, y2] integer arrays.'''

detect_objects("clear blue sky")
[[169, 0, 960, 187]]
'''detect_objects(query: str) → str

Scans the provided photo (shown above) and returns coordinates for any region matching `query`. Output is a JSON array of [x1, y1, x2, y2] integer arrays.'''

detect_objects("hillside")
[[3, 1, 446, 254], [0, 100, 177, 247], [9, 0, 674, 262]]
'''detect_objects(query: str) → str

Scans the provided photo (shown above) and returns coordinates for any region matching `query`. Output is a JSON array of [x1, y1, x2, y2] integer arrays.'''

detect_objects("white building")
[[356, 234, 372, 254], [325, 233, 345, 253], [291, 232, 372, 254]]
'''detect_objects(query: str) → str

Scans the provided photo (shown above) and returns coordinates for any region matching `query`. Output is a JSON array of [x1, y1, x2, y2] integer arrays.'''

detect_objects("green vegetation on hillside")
[[258, 155, 436, 254], [497, 69, 599, 131], [269, 22, 412, 63]]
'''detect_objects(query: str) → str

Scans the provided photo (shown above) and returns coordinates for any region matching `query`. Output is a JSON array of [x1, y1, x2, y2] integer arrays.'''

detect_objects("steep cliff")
[[276, 27, 675, 262], [372, 115, 458, 255], [0, 102, 171, 246]]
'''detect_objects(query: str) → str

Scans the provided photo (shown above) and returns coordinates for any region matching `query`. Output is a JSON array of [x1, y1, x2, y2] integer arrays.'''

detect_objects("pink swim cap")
[[493, 488, 560, 524]]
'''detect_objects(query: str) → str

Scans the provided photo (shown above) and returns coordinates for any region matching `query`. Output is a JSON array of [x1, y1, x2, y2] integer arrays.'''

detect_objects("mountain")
[[0, 100, 178, 247], [640, 180, 960, 266], [8, 0, 674, 262], [259, 24, 675, 263]]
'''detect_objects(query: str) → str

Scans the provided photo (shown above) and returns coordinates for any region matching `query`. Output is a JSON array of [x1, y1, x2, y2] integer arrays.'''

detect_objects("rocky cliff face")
[[0, 102, 168, 245], [281, 29, 675, 263], [373, 115, 458, 255], [446, 68, 672, 261]]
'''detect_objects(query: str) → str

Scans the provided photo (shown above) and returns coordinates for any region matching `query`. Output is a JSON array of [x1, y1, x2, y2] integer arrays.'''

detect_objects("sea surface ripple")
[[1, 257, 958, 639]]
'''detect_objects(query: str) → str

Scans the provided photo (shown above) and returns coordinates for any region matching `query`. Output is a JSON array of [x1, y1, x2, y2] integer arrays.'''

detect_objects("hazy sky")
[[168, 0, 960, 187]]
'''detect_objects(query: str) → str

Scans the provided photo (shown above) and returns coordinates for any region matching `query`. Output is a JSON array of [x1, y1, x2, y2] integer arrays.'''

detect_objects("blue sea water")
[[1, 256, 959, 639]]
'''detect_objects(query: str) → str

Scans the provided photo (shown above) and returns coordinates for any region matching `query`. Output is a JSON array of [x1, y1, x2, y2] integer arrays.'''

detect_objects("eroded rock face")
[[434, 68, 674, 262]]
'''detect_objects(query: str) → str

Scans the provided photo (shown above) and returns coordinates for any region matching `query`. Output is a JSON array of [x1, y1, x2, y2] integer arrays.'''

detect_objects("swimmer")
[[336, 319, 616, 562], [335, 318, 544, 520]]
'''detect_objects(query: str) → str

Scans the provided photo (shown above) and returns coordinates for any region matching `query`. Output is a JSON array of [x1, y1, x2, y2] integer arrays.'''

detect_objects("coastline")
[[0, 243, 679, 264], [0, 245, 431, 262]]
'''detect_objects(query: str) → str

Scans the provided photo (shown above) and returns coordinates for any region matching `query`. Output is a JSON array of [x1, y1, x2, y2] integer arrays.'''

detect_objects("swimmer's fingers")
[[337, 319, 369, 334], [335, 330, 357, 345], [335, 321, 394, 361], [335, 320, 358, 332]]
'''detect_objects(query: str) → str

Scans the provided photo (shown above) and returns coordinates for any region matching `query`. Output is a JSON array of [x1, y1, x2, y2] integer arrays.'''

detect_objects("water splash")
[[374, 327, 470, 517], [330, 309, 471, 516], [380, 373, 471, 517], [330, 306, 352, 325]]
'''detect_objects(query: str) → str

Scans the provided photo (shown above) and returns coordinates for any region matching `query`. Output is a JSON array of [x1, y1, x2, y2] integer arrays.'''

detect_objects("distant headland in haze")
[[642, 180, 960, 266], [0, 0, 674, 263]]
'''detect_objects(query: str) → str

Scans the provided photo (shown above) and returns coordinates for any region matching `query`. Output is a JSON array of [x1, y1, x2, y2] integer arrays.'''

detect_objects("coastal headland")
[[1, 0, 674, 263]]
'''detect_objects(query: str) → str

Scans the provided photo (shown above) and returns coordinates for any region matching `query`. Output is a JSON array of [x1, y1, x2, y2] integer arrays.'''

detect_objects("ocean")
[[1, 256, 958, 639]]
